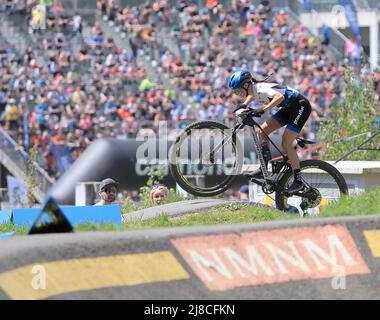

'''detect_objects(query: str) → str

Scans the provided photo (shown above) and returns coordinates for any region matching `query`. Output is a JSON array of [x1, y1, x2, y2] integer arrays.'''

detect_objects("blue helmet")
[[228, 69, 252, 89]]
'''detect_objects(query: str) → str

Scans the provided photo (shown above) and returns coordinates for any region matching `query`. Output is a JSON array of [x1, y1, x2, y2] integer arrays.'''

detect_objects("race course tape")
[[0, 251, 190, 300]]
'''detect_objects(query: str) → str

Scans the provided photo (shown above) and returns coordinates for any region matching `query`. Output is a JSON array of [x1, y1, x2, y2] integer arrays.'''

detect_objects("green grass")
[[124, 203, 295, 229], [318, 187, 380, 218], [0, 203, 294, 234], [0, 223, 29, 235], [121, 189, 191, 214], [74, 222, 126, 232], [1, 188, 379, 234], [0, 222, 127, 234]]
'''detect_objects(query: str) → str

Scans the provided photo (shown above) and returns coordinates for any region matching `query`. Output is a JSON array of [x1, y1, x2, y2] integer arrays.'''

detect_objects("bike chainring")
[[300, 187, 322, 209], [262, 183, 275, 195]]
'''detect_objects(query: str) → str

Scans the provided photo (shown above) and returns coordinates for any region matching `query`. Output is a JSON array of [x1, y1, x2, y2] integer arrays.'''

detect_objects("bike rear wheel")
[[275, 160, 348, 214], [169, 121, 243, 197]]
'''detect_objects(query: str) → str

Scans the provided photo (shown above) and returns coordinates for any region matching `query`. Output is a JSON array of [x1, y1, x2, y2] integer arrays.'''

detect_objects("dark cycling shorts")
[[272, 94, 312, 133]]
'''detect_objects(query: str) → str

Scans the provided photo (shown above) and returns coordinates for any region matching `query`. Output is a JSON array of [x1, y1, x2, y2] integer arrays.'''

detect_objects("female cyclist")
[[228, 69, 312, 194]]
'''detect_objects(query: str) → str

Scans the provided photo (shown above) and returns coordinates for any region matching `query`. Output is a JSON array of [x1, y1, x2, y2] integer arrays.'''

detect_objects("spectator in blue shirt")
[[322, 24, 330, 46]]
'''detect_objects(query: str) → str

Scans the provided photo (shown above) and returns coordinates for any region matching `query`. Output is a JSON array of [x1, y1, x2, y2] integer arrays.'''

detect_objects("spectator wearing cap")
[[94, 178, 120, 205], [239, 185, 250, 202]]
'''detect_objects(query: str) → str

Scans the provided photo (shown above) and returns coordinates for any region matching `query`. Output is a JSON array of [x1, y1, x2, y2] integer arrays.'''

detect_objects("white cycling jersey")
[[252, 82, 300, 107]]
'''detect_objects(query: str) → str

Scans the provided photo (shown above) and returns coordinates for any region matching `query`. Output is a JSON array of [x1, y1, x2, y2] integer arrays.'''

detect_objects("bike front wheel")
[[169, 121, 243, 197], [275, 160, 348, 214]]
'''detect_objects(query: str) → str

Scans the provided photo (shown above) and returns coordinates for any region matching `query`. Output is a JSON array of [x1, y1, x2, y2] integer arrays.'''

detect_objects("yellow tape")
[[364, 230, 380, 258], [0, 251, 189, 300]]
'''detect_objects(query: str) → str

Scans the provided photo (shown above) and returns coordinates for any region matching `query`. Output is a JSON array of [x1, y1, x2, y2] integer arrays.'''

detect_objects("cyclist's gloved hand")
[[235, 108, 249, 117], [234, 107, 264, 118], [233, 104, 247, 113]]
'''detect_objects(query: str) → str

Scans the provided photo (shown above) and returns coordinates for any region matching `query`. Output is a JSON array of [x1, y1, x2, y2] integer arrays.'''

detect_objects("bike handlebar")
[[233, 105, 264, 118]]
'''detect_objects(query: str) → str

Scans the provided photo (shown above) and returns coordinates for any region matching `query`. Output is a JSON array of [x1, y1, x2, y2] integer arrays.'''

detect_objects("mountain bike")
[[169, 107, 348, 214]]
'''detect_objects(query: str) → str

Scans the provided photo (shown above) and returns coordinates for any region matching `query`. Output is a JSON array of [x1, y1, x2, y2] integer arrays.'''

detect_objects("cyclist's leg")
[[282, 94, 312, 170], [282, 128, 300, 170], [282, 96, 312, 192], [283, 128, 309, 194], [260, 117, 284, 163], [259, 116, 284, 144], [247, 116, 283, 179], [260, 107, 291, 161]]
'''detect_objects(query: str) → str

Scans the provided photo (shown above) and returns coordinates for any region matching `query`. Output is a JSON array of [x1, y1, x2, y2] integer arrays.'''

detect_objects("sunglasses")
[[232, 87, 241, 94], [102, 186, 117, 194], [151, 184, 166, 191]]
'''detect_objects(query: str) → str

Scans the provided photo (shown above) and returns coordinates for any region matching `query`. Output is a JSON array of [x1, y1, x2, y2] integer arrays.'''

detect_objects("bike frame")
[[172, 113, 346, 207], [229, 114, 319, 199], [231, 114, 288, 181]]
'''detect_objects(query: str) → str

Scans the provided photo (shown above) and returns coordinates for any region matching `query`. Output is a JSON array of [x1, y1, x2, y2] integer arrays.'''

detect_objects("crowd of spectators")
[[101, 0, 378, 137], [0, 0, 379, 186], [0, 1, 182, 179]]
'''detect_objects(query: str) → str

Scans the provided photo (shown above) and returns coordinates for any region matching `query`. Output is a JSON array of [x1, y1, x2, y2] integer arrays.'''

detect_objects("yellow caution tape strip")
[[364, 230, 380, 258], [0, 251, 190, 300]]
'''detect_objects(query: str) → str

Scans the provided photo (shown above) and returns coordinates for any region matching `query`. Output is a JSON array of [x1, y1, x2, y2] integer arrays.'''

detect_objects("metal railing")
[[0, 126, 54, 200], [290, 0, 369, 62], [367, 0, 380, 10], [282, 7, 345, 61], [291, 0, 372, 12]]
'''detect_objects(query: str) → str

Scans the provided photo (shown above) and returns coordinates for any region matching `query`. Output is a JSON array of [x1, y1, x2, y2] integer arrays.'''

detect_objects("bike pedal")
[[300, 202, 308, 211], [283, 191, 292, 197]]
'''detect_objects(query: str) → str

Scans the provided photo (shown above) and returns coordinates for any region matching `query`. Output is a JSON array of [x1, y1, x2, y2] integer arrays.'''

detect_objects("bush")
[[26, 144, 39, 208], [319, 68, 379, 161]]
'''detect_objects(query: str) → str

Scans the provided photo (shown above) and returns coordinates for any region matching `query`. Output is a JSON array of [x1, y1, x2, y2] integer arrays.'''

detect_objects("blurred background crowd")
[[0, 0, 379, 199]]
